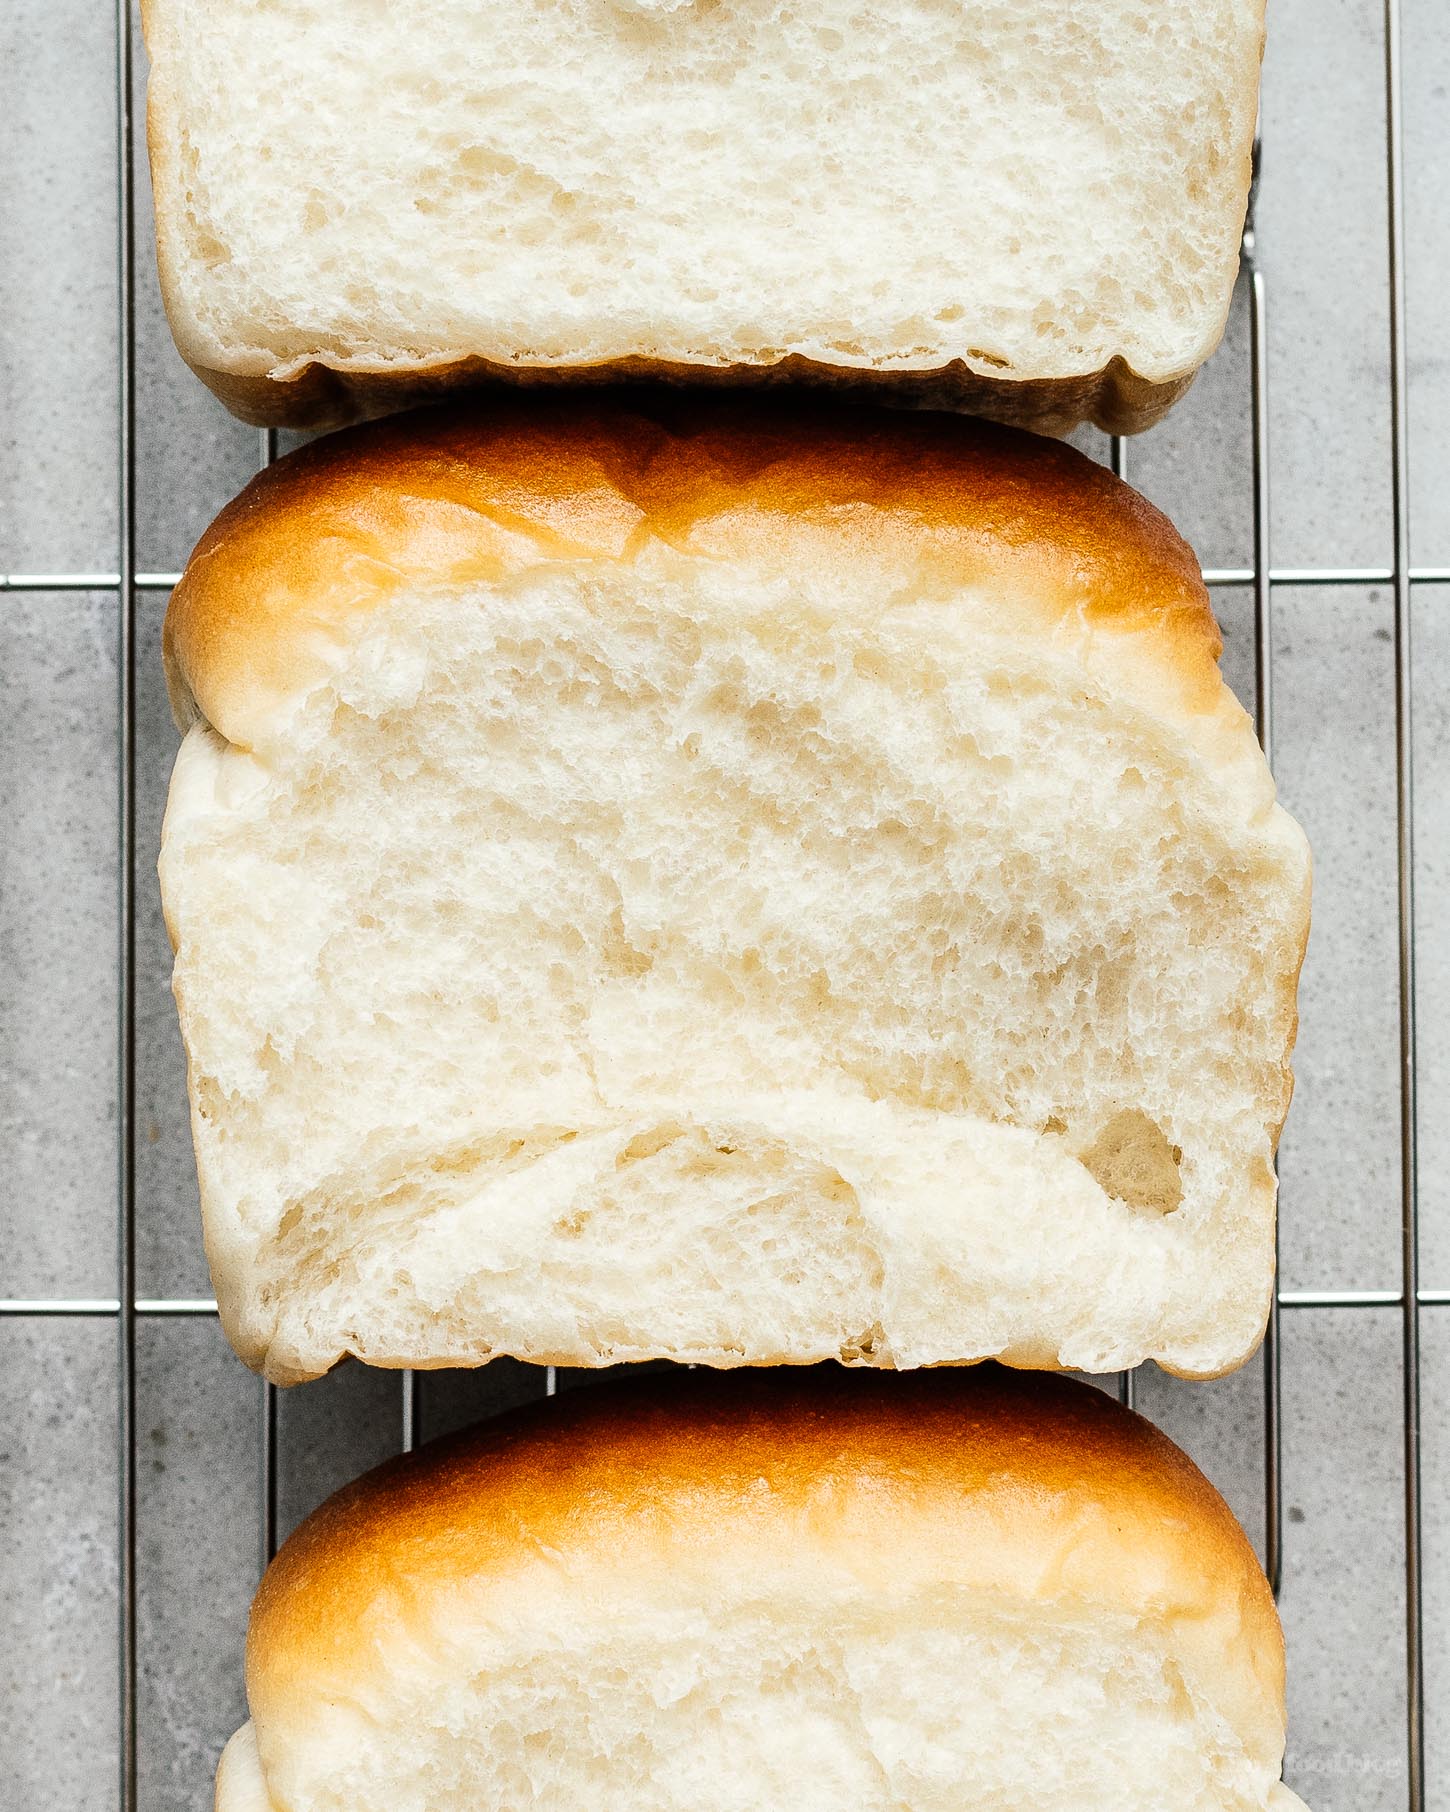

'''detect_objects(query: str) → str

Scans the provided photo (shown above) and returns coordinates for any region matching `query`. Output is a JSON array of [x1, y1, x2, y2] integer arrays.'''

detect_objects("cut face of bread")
[[215, 1369, 1311, 1812], [159, 399, 1310, 1386], [222, 1616, 1304, 1812], [141, 0, 1264, 430]]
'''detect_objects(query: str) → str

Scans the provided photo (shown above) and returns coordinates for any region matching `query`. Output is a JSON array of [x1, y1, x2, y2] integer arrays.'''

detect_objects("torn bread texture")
[[141, 0, 1264, 430], [159, 397, 1311, 1386], [215, 1368, 1313, 1812]]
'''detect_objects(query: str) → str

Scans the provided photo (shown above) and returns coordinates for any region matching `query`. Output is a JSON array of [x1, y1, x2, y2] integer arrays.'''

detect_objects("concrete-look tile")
[[1422, 1314, 1450, 1812], [1136, 1355, 1267, 1563], [0, 594, 119, 1297], [1118, 282, 1255, 580], [275, 428, 329, 461], [1278, 1308, 1409, 1811], [1259, 0, 1392, 573], [420, 1360, 554, 1444], [1071, 303, 1255, 582], [554, 1360, 689, 1403], [136, 1317, 257, 1812], [1413, 588, 1450, 1289], [0, 0, 118, 572], [0, 1318, 119, 1807], [1405, 0, 1450, 569], [130, 9, 260, 578], [1273, 587, 1402, 1291], [275, 1361, 586, 1554], [135, 589, 207, 1297], [1215, 584, 1258, 718], [276, 1364, 408, 1546], [1064, 423, 1110, 466]]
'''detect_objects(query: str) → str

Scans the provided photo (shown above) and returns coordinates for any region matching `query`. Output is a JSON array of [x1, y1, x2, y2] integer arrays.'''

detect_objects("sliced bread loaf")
[[142, 0, 1264, 430], [159, 398, 1310, 1384]]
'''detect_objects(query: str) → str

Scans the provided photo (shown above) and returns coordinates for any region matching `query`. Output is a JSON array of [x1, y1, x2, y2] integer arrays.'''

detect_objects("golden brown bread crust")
[[164, 391, 1225, 753], [247, 1367, 1286, 1780]]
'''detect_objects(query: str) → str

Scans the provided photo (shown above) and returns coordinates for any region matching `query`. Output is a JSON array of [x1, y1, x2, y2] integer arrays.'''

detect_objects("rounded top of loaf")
[[244, 1367, 1285, 1784], [164, 394, 1231, 758]]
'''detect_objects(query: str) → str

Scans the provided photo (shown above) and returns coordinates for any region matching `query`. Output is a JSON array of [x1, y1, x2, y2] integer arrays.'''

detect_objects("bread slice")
[[159, 397, 1310, 1387], [141, 0, 1263, 432], [215, 1367, 1311, 1812]]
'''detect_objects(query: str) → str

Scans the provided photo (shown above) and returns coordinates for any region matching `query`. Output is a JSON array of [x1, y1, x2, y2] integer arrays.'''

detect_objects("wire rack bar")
[[1245, 249, 1283, 1598], [1199, 567, 1448, 587], [1, 573, 188, 591], [114, 0, 139, 1802], [5, 1288, 1449, 1318], [1383, 0, 1425, 1803], [7, 566, 1450, 596]]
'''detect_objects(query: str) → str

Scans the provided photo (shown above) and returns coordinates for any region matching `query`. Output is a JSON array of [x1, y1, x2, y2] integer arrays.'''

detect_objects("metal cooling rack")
[[0, 0, 1436, 1807]]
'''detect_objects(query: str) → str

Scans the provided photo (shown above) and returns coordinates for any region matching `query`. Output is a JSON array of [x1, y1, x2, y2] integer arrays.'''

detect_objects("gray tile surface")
[[1274, 586, 1404, 1292], [1415, 588, 1450, 1291], [1405, 0, 1450, 569], [136, 1320, 255, 1812], [1423, 1315, 1450, 1812], [0, 0, 118, 572], [275, 1363, 409, 1547], [1119, 284, 1256, 579], [1259, 0, 1393, 573], [1, 594, 119, 1297], [0, 1320, 119, 1809], [3, 0, 1445, 1808], [1136, 1357, 1269, 1561], [417, 1360, 553, 1448], [1217, 584, 1258, 722], [129, 21, 260, 579], [1278, 1310, 1410, 1812]]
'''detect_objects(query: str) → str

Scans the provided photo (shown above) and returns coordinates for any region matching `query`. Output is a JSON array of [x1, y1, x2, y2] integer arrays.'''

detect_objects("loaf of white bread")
[[215, 1367, 1310, 1812], [141, 0, 1264, 432], [159, 398, 1310, 1387]]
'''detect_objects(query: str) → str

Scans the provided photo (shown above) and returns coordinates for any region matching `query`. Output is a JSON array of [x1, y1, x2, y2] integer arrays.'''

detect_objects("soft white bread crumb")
[[215, 1368, 1312, 1812], [159, 399, 1311, 1386], [141, 0, 1264, 429]]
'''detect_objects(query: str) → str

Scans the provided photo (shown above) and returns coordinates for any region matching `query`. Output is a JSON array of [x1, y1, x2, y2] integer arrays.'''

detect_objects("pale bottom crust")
[[182, 344, 1194, 435]]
